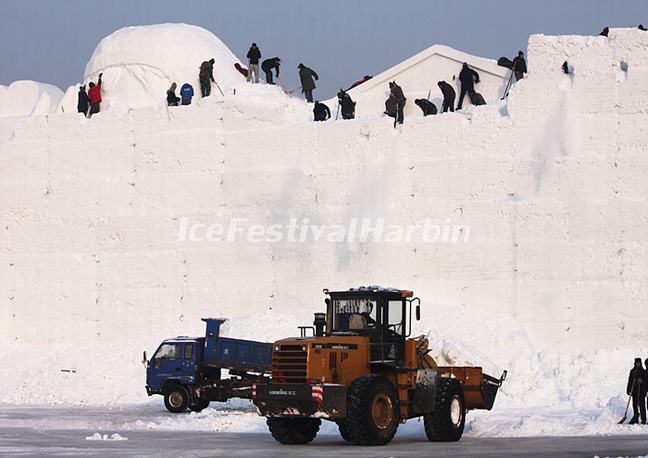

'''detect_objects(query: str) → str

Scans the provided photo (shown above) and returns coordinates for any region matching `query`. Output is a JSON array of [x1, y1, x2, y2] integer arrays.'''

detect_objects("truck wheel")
[[189, 399, 210, 412], [347, 375, 399, 445], [267, 417, 321, 444], [336, 420, 352, 441], [424, 377, 466, 442], [164, 385, 190, 413]]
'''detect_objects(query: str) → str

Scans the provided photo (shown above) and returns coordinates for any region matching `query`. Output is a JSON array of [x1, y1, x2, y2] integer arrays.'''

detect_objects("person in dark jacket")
[[385, 94, 398, 123], [261, 57, 281, 85], [199, 58, 215, 97], [456, 63, 480, 110], [337, 89, 356, 120], [389, 81, 406, 125], [167, 82, 180, 106], [627, 358, 646, 424], [415, 98, 437, 116], [313, 101, 331, 121], [77, 85, 89, 115], [246, 43, 261, 83], [298, 63, 319, 103], [512, 51, 527, 81], [180, 83, 194, 105], [87, 73, 103, 118], [437, 81, 456, 113]]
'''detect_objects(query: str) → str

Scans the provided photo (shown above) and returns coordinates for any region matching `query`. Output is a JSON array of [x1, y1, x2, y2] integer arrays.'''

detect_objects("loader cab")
[[325, 288, 418, 365]]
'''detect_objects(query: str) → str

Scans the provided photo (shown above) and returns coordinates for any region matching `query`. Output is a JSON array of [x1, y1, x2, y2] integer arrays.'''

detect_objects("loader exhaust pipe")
[[313, 312, 326, 337]]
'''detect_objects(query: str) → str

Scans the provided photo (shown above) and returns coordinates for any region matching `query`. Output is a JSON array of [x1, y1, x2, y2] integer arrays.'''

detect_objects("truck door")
[[181, 342, 198, 382], [148, 343, 183, 390]]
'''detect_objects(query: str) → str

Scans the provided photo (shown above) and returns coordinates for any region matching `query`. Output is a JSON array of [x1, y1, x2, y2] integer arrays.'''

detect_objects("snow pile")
[[1, 26, 648, 439], [85, 432, 128, 441], [57, 23, 247, 113], [0, 80, 63, 117]]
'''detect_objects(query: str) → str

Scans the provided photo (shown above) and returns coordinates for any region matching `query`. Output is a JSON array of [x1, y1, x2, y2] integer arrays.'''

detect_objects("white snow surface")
[[0, 81, 63, 118], [1, 26, 648, 440]]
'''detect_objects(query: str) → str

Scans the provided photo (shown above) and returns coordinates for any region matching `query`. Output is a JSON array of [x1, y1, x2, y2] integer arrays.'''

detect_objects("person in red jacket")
[[87, 73, 103, 118]]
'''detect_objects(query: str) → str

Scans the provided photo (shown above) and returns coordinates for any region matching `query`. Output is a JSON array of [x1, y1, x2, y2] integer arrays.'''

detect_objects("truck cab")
[[146, 337, 203, 395]]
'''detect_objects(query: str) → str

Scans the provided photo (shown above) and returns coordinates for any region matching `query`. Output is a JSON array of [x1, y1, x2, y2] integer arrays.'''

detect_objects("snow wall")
[[1, 26, 647, 423]]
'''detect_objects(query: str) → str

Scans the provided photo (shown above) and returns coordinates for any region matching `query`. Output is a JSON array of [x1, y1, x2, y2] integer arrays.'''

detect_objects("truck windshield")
[[331, 298, 378, 332], [155, 343, 181, 360]]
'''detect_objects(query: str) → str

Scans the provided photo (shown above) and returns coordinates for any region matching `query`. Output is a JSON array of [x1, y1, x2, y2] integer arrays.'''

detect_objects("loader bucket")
[[438, 367, 507, 410]]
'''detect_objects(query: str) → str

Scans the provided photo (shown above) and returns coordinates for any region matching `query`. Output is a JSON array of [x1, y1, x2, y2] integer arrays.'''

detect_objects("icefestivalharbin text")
[[177, 217, 470, 244]]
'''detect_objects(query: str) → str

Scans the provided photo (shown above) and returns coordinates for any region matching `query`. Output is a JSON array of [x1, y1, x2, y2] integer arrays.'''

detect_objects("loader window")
[[388, 300, 405, 336], [332, 298, 378, 332]]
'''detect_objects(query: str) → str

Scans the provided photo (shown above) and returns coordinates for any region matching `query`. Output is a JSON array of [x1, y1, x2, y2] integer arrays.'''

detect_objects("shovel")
[[619, 379, 636, 424]]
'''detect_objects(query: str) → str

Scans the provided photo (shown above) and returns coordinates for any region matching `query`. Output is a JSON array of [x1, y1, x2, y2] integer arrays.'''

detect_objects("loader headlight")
[[302, 345, 307, 351]]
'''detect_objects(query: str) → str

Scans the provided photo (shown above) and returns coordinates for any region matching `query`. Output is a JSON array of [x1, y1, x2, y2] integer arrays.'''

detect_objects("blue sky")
[[0, 0, 646, 97]]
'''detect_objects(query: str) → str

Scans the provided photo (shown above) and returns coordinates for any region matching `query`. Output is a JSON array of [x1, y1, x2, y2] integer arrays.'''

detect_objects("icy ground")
[[1, 397, 647, 439], [2, 404, 648, 457]]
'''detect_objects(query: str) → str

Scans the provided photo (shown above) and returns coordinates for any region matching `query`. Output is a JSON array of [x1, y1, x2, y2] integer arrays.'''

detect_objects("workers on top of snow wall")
[[246, 43, 261, 84], [337, 90, 356, 120], [298, 63, 319, 103]]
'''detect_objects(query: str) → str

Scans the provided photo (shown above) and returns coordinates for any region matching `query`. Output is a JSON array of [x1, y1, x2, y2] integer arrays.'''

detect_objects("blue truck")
[[144, 318, 272, 413]]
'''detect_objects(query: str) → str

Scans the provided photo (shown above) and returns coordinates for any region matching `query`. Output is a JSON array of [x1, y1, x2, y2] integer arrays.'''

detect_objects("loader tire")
[[336, 420, 352, 441], [164, 385, 190, 413], [346, 375, 399, 445], [267, 417, 321, 444], [424, 377, 465, 442], [189, 399, 210, 412]]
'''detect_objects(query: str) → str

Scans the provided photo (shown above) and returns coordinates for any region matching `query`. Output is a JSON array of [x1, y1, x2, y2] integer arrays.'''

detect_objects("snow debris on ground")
[[85, 432, 128, 441]]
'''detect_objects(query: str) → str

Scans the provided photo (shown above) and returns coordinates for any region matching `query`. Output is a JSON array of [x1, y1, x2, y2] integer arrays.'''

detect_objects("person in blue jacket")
[[180, 83, 194, 105]]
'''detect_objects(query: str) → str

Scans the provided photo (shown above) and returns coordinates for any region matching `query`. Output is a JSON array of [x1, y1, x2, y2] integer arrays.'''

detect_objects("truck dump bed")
[[202, 318, 272, 374]]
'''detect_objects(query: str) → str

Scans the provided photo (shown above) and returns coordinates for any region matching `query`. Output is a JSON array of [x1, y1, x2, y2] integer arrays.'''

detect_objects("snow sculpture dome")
[[83, 23, 242, 110]]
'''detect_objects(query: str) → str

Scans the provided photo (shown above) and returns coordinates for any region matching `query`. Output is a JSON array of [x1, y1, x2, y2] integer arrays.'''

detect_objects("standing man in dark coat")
[[512, 51, 527, 81], [77, 85, 89, 115], [298, 63, 319, 103], [456, 63, 480, 110], [389, 81, 406, 125], [246, 43, 261, 83], [261, 57, 281, 85], [627, 358, 646, 424], [199, 58, 215, 97], [437, 81, 456, 113]]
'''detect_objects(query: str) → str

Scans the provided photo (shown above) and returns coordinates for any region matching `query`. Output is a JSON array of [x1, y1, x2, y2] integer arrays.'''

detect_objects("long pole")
[[214, 81, 225, 97]]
